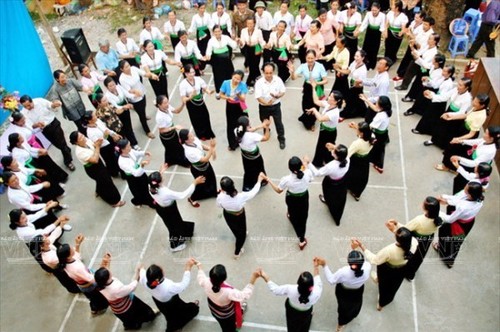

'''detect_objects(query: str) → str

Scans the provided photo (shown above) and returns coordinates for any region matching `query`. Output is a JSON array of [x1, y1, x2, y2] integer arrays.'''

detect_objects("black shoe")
[[403, 110, 414, 116], [394, 85, 407, 91], [279, 141, 286, 150], [423, 140, 434, 146], [411, 129, 421, 134], [401, 96, 414, 102]]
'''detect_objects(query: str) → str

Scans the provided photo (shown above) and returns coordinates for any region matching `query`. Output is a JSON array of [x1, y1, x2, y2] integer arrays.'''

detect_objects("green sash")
[[255, 44, 263, 55], [274, 47, 288, 61], [182, 53, 200, 66], [91, 85, 103, 101], [170, 33, 178, 38], [152, 39, 163, 50], [286, 190, 307, 197], [344, 25, 356, 32], [315, 85, 325, 99], [192, 93, 203, 102], [373, 128, 388, 135], [197, 26, 209, 39], [151, 67, 164, 75], [320, 123, 337, 131], [449, 102, 460, 112], [213, 45, 229, 54], [388, 26, 402, 32], [368, 24, 380, 30]]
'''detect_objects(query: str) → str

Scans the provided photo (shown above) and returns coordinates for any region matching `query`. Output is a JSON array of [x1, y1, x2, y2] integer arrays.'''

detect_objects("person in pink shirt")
[[317, 8, 338, 71]]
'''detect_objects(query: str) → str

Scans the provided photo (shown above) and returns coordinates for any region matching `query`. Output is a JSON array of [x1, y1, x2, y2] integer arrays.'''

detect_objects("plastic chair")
[[463, 8, 481, 42], [448, 19, 470, 58]]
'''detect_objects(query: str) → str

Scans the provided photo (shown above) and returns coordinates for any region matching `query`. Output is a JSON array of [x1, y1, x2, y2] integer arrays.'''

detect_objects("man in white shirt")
[[356, 57, 392, 123], [255, 63, 287, 149], [20, 95, 75, 171]]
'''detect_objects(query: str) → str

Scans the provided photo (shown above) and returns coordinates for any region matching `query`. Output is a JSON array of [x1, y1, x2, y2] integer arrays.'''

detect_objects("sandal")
[[112, 200, 126, 208], [434, 164, 449, 172], [432, 242, 439, 251], [66, 162, 76, 171], [318, 194, 326, 204], [147, 132, 156, 139], [373, 165, 384, 174], [299, 238, 308, 251], [401, 96, 414, 103], [188, 198, 200, 208]]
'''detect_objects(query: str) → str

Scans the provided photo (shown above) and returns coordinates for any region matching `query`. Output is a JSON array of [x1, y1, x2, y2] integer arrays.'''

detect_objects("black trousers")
[[467, 23, 496, 58], [258, 103, 285, 143], [223, 209, 247, 255], [131, 98, 151, 134], [42, 118, 72, 165]]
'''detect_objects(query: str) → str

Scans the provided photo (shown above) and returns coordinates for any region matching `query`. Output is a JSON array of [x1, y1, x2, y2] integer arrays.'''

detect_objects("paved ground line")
[[394, 90, 419, 332]]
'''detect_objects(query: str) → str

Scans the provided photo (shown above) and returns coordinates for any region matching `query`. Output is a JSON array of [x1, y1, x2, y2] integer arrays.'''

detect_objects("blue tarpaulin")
[[0, 0, 53, 124]]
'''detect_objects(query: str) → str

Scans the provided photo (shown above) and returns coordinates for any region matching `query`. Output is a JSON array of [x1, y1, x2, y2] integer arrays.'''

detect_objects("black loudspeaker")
[[61, 28, 91, 64]]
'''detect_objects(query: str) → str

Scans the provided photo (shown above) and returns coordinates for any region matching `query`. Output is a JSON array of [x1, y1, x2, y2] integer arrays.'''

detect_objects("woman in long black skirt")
[[174, 30, 204, 76], [354, 227, 417, 310], [30, 234, 81, 294], [141, 40, 177, 98], [140, 262, 200, 332], [148, 168, 203, 252], [383, 2, 408, 64], [346, 121, 374, 200], [260, 264, 323, 332], [179, 129, 218, 207], [412, 65, 455, 134], [307, 144, 350, 226], [339, 1, 361, 64], [316, 250, 371, 332], [361, 2, 384, 70], [386, 197, 443, 280], [289, 50, 328, 131], [155, 95, 190, 167], [403, 53, 445, 105], [7, 132, 68, 184], [423, 78, 473, 149], [309, 87, 343, 167], [84, 109, 121, 177], [102, 77, 140, 149], [179, 64, 216, 141], [206, 25, 237, 95], [435, 94, 489, 172], [189, 3, 211, 72], [235, 116, 270, 191], [322, 36, 350, 100], [268, 20, 292, 83], [359, 95, 392, 174], [220, 70, 249, 151], [95, 265, 158, 330], [70, 131, 125, 207], [1, 156, 65, 202], [433, 182, 484, 268], [217, 175, 265, 259], [340, 50, 368, 119], [267, 157, 313, 250], [452, 162, 492, 197], [239, 17, 265, 91], [117, 138, 155, 208]]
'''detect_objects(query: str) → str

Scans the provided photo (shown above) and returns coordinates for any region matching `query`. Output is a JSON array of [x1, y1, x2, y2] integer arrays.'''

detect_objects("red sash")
[[220, 283, 243, 329]]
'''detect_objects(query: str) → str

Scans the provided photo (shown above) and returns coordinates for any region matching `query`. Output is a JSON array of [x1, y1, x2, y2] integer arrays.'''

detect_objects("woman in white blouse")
[[70, 131, 125, 207], [189, 3, 212, 72], [294, 4, 313, 63], [29, 233, 81, 293], [339, 1, 362, 64], [8, 202, 68, 243], [260, 262, 322, 332], [174, 30, 204, 76], [217, 174, 265, 259], [211, 2, 232, 37], [308, 86, 343, 167], [83, 109, 121, 177], [117, 138, 155, 208], [179, 64, 216, 140], [118, 60, 155, 139], [102, 77, 140, 149], [140, 261, 199, 331], [404, 53, 446, 116], [315, 250, 371, 332], [141, 39, 177, 98], [238, 17, 266, 91], [116, 28, 140, 68], [266, 156, 313, 250], [78, 63, 105, 107], [197, 263, 260, 331], [353, 227, 418, 311], [345, 121, 374, 201], [7, 131, 68, 184], [139, 16, 164, 50], [179, 129, 218, 207], [340, 49, 368, 119], [359, 95, 392, 174], [386, 196, 443, 280], [148, 167, 204, 252], [267, 20, 292, 82], [206, 25, 238, 94], [434, 181, 484, 268], [155, 95, 189, 167], [306, 144, 350, 226], [235, 116, 270, 191], [95, 261, 158, 329], [164, 10, 186, 50], [383, 1, 408, 63], [413, 64, 455, 135]]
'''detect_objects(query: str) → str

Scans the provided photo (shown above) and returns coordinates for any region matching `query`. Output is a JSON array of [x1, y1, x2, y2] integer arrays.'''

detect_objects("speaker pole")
[[32, 0, 69, 68]]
